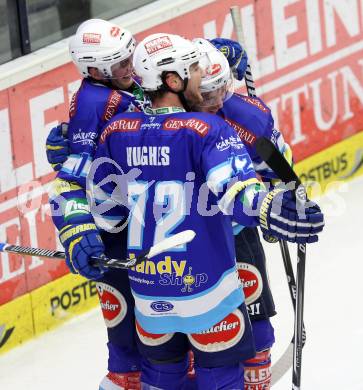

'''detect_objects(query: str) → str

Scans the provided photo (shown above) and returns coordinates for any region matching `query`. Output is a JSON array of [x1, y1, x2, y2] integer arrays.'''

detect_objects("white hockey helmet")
[[69, 19, 136, 78], [193, 38, 234, 94], [133, 33, 203, 91]]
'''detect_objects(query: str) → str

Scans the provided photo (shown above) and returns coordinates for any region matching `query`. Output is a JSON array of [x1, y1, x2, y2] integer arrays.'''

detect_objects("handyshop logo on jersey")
[[237, 263, 263, 305], [188, 309, 245, 352], [63, 198, 90, 221], [179, 266, 208, 293], [135, 320, 174, 346], [49, 280, 98, 315], [129, 255, 208, 292], [96, 283, 127, 328], [0, 324, 15, 349]]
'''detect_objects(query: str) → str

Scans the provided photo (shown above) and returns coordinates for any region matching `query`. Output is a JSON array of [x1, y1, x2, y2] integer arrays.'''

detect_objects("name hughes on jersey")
[[126, 146, 170, 167]]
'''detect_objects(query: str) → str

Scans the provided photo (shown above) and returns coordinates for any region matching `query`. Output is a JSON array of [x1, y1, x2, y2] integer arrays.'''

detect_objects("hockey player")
[[89, 33, 324, 389], [191, 38, 292, 390], [46, 21, 249, 390], [48, 18, 145, 390]]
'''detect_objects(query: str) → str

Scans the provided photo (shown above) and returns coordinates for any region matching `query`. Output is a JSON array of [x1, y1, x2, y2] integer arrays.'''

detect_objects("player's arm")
[[49, 109, 99, 227], [201, 119, 324, 243], [49, 176, 107, 280], [201, 120, 262, 227], [88, 133, 128, 233], [48, 107, 108, 279], [252, 110, 293, 182]]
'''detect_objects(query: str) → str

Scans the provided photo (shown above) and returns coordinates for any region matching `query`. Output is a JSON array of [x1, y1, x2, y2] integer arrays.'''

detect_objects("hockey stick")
[[256, 137, 307, 389], [0, 230, 196, 270], [271, 241, 306, 386], [230, 5, 305, 385], [230, 6, 256, 97]]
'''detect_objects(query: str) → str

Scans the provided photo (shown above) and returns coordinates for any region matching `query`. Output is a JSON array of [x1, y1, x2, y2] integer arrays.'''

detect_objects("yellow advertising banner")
[[0, 273, 99, 354], [295, 132, 363, 196], [0, 294, 34, 354]]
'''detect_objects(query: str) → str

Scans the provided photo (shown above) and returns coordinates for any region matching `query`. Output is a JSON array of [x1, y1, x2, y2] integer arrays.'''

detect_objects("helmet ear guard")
[[69, 19, 135, 78]]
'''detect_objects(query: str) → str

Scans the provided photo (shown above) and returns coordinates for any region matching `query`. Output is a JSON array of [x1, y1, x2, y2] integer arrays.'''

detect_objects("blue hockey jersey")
[[218, 93, 292, 180], [91, 109, 264, 334], [216, 93, 292, 236], [50, 78, 145, 231]]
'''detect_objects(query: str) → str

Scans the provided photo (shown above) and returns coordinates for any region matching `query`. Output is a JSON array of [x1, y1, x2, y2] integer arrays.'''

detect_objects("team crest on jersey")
[[188, 309, 245, 352], [83, 33, 101, 45], [135, 320, 174, 346], [237, 263, 263, 305], [96, 283, 127, 328], [145, 36, 173, 55]]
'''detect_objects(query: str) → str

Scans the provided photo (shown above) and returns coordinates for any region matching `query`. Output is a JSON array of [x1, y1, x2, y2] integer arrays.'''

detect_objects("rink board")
[[0, 274, 99, 354], [295, 131, 363, 195], [1, 131, 363, 354], [2, 0, 363, 306]]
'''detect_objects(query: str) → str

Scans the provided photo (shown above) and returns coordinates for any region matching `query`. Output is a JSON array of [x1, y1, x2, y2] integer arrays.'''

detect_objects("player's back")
[[218, 93, 274, 159], [94, 109, 257, 334], [218, 93, 292, 180]]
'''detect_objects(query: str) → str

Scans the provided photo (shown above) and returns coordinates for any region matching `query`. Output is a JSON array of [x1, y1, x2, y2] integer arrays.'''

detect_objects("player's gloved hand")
[[259, 188, 324, 243], [59, 223, 106, 280], [45, 123, 69, 171], [210, 38, 248, 80]]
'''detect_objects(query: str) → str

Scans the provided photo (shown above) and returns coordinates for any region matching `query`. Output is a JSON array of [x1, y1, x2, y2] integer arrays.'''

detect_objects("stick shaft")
[[0, 230, 196, 270], [255, 137, 307, 389], [230, 6, 256, 97], [0, 243, 65, 259], [292, 243, 306, 389]]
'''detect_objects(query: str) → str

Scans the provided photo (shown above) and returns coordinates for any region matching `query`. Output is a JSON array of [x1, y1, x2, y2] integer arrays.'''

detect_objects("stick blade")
[[147, 230, 196, 259], [271, 343, 294, 385]]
